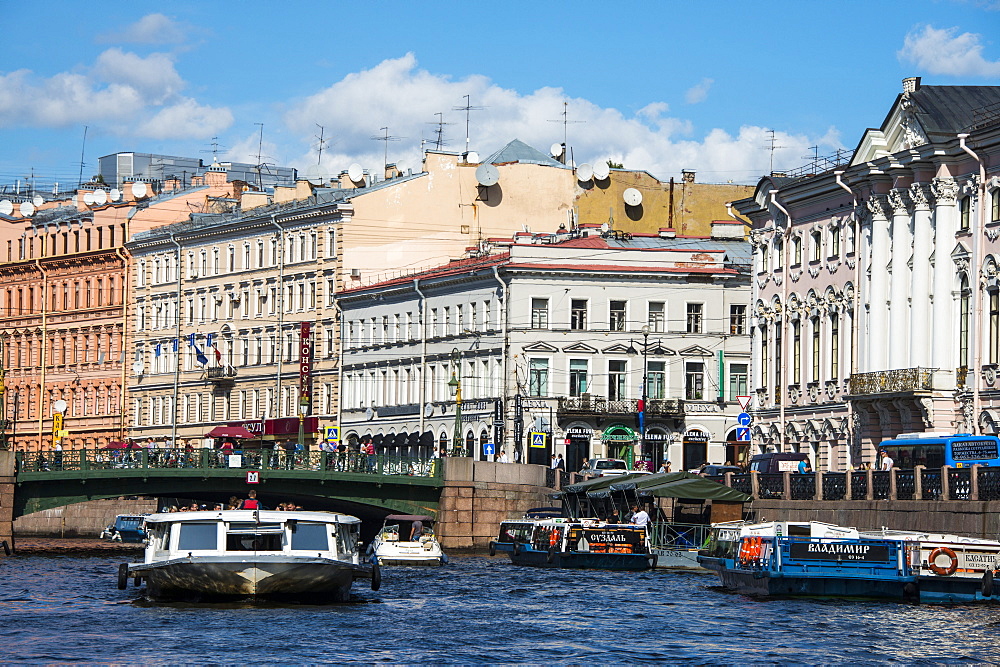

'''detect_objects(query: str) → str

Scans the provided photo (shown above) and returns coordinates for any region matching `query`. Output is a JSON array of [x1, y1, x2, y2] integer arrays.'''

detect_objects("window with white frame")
[[531, 298, 549, 329], [648, 302, 664, 333]]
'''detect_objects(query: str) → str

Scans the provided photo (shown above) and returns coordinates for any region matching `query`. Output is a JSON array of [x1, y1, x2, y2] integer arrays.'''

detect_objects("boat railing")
[[713, 464, 996, 502], [648, 522, 710, 550], [735, 536, 915, 575], [14, 448, 443, 479]]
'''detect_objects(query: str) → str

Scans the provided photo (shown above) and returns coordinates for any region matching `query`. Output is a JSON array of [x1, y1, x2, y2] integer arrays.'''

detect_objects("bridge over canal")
[[0, 450, 552, 553]]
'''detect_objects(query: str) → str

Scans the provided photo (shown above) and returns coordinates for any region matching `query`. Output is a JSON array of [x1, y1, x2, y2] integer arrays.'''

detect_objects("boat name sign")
[[789, 542, 890, 562], [583, 529, 643, 546]]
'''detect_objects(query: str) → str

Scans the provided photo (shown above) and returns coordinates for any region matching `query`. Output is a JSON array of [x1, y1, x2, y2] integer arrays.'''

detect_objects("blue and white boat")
[[699, 520, 1000, 604]]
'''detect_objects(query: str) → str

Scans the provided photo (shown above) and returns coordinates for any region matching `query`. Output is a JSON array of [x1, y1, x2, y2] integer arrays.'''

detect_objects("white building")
[[338, 222, 751, 471]]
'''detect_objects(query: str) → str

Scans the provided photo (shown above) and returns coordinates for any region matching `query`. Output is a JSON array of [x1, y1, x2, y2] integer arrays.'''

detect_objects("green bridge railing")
[[15, 448, 442, 479]]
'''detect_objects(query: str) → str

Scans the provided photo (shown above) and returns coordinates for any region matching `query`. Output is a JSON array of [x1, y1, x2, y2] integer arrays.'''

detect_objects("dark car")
[[749, 452, 810, 474], [700, 465, 743, 477]]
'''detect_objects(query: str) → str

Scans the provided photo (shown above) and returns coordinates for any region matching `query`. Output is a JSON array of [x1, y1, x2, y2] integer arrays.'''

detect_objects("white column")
[[866, 195, 892, 371], [857, 212, 873, 371], [931, 177, 960, 378], [909, 183, 934, 368], [888, 188, 913, 370]]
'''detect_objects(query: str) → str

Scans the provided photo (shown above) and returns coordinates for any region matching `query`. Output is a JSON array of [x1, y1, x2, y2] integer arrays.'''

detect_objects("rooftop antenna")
[[315, 124, 328, 164], [254, 123, 265, 190], [200, 137, 226, 164], [370, 127, 403, 168], [453, 95, 484, 155], [427, 112, 453, 150], [764, 129, 785, 176], [548, 101, 585, 155], [77, 125, 88, 188]]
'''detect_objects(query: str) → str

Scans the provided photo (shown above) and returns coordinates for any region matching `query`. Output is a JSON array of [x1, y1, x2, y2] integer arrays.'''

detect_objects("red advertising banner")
[[299, 322, 313, 409]]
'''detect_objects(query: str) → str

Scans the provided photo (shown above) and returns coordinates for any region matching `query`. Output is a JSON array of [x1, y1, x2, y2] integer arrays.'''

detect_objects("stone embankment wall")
[[751, 500, 1000, 539], [437, 459, 551, 550], [14, 498, 158, 539], [0, 451, 13, 550]]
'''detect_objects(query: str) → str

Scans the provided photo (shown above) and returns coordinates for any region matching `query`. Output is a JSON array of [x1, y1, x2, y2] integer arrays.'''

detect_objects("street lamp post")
[[448, 348, 463, 456], [640, 324, 650, 470]]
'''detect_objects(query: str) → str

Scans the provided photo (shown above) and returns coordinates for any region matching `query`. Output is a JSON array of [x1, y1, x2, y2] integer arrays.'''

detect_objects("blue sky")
[[1, 0, 998, 190]]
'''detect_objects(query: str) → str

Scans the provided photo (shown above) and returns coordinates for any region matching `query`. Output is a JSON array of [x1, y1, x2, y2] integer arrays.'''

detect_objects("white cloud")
[[284, 54, 835, 184], [0, 48, 232, 140], [98, 13, 187, 45], [685, 78, 714, 104], [898, 25, 1000, 77]]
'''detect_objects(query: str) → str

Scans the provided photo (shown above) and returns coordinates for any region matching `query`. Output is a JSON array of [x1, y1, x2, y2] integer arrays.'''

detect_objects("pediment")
[[562, 342, 598, 354], [601, 343, 634, 354], [647, 343, 675, 356], [852, 94, 929, 165], [522, 342, 558, 353], [679, 345, 713, 357], [952, 242, 970, 262]]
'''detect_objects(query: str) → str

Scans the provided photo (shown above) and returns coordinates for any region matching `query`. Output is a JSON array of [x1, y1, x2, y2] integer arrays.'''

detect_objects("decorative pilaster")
[[909, 182, 934, 368], [866, 195, 892, 371], [888, 189, 913, 370]]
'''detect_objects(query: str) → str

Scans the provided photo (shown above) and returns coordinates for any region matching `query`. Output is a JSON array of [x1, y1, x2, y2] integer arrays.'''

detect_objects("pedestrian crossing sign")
[[530, 432, 546, 448], [324, 427, 340, 442]]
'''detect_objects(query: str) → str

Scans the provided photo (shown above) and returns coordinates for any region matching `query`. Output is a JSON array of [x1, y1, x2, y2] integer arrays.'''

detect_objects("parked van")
[[749, 452, 810, 473]]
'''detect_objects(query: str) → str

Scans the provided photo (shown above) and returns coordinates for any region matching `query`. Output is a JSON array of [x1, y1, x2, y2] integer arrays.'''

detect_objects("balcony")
[[207, 365, 238, 384], [557, 395, 683, 417], [848, 367, 933, 396]]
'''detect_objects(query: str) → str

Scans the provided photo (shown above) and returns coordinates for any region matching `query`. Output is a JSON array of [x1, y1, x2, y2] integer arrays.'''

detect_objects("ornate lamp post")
[[448, 348, 463, 456]]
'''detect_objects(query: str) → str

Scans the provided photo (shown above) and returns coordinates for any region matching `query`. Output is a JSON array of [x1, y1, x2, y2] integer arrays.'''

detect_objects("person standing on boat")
[[239, 489, 261, 510], [409, 519, 424, 541], [629, 504, 650, 528]]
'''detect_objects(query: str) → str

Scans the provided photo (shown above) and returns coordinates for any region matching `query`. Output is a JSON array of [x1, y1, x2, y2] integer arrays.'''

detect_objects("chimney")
[[711, 220, 745, 240], [902, 77, 921, 94]]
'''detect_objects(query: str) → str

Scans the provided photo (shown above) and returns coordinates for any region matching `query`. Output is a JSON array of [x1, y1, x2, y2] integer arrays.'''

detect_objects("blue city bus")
[[877, 434, 1000, 469]]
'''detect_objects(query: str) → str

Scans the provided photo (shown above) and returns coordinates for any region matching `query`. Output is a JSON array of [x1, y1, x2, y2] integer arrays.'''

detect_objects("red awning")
[[103, 441, 143, 449], [206, 426, 257, 439]]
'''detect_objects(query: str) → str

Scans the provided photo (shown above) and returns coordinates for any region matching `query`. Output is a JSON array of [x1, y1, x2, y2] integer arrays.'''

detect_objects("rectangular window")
[[774, 239, 783, 270], [431, 308, 439, 337], [774, 325, 782, 403], [761, 326, 769, 394], [829, 227, 840, 258], [571, 299, 588, 330], [685, 362, 704, 400], [608, 360, 626, 401], [992, 291, 1000, 366], [810, 230, 822, 262], [609, 301, 626, 331], [730, 304, 746, 335], [647, 361, 665, 399], [483, 301, 491, 331], [569, 359, 588, 397], [444, 307, 451, 335], [830, 314, 840, 379], [531, 298, 549, 329], [178, 523, 218, 551], [792, 320, 801, 384], [729, 363, 748, 400], [648, 302, 665, 333], [960, 197, 971, 231], [761, 244, 769, 273], [529, 358, 549, 397], [792, 237, 802, 265], [686, 303, 703, 333], [811, 317, 820, 381], [992, 189, 1000, 223]]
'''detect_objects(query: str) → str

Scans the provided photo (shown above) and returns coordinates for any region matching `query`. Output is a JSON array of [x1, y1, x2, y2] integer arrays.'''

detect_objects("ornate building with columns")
[[733, 78, 1000, 471]]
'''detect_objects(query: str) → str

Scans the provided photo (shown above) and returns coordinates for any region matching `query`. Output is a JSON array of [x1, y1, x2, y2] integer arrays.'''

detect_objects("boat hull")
[[373, 540, 446, 566], [710, 563, 918, 600], [650, 546, 704, 570], [499, 544, 655, 571], [130, 555, 372, 603]]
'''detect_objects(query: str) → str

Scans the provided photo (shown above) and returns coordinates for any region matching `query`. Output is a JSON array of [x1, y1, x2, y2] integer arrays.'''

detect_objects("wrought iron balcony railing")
[[557, 395, 683, 416], [848, 367, 933, 395], [207, 365, 238, 382]]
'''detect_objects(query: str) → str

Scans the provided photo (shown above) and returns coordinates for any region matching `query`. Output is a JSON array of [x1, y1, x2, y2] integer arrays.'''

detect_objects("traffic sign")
[[324, 426, 340, 442], [246, 470, 260, 484], [737, 412, 752, 427], [736, 427, 751, 442], [530, 432, 546, 448], [737, 395, 753, 412], [483, 442, 495, 458]]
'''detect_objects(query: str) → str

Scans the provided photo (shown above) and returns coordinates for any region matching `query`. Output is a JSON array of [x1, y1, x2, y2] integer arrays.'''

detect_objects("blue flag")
[[188, 332, 196, 347], [172, 338, 179, 352], [155, 343, 162, 358]]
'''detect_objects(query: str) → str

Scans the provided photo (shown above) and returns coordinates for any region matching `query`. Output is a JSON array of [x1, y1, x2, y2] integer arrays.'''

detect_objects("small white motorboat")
[[119, 509, 379, 602], [370, 514, 447, 566]]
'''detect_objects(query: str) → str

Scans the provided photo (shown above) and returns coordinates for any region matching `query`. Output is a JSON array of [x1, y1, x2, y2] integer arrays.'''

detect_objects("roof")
[[562, 471, 750, 502], [339, 253, 510, 295], [902, 85, 1000, 136], [142, 510, 361, 524], [482, 139, 568, 168]]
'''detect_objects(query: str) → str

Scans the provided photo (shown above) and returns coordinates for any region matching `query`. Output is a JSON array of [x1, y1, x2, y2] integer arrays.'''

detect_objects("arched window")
[[992, 189, 1000, 223]]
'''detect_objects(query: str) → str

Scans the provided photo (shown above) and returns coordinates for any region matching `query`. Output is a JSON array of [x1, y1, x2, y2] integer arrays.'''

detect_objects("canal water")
[[1, 548, 998, 664]]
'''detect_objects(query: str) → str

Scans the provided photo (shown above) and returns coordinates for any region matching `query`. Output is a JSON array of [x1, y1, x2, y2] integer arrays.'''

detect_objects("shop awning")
[[562, 472, 651, 494], [601, 424, 637, 442], [206, 426, 257, 439], [637, 477, 750, 502]]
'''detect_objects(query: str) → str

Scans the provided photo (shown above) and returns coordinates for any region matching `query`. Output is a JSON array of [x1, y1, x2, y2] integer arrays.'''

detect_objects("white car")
[[579, 458, 632, 477]]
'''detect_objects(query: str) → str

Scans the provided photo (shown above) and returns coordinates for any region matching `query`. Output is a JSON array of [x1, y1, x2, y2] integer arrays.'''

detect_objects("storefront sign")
[[299, 322, 313, 409], [228, 417, 319, 437]]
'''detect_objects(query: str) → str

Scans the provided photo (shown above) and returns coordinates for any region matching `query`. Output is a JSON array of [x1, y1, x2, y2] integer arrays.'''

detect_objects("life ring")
[[928, 547, 959, 576], [488, 541, 496, 557], [983, 569, 994, 598], [549, 530, 559, 548], [117, 563, 129, 590]]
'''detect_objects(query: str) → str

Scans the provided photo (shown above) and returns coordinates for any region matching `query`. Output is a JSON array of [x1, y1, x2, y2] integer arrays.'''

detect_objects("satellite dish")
[[92, 189, 107, 205], [53, 399, 68, 413], [466, 151, 480, 164], [19, 201, 35, 217], [601, 222, 610, 234], [593, 162, 610, 180], [576, 163, 594, 182], [304, 164, 326, 186], [132, 360, 144, 376], [550, 143, 564, 157], [347, 163, 364, 183], [623, 188, 643, 206], [83, 192, 95, 206], [131, 182, 148, 198], [32, 195, 43, 207], [0, 200, 12, 216], [109, 188, 121, 202], [475, 164, 500, 187]]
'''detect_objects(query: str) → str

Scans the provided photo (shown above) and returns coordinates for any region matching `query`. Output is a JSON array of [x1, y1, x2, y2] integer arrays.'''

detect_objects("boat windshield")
[[225, 522, 284, 552], [290, 523, 330, 551]]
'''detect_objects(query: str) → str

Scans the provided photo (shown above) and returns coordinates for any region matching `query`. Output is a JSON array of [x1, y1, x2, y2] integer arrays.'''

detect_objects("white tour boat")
[[369, 514, 448, 566], [119, 509, 379, 602]]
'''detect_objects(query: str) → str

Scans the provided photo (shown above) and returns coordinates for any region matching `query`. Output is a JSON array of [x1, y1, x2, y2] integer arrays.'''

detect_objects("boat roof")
[[383, 514, 434, 522], [142, 510, 361, 525]]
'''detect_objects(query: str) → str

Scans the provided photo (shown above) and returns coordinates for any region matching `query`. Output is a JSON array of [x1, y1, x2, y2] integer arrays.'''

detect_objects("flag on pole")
[[206, 333, 213, 348], [188, 333, 196, 347], [155, 343, 162, 358], [172, 338, 179, 352], [214, 345, 222, 365]]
